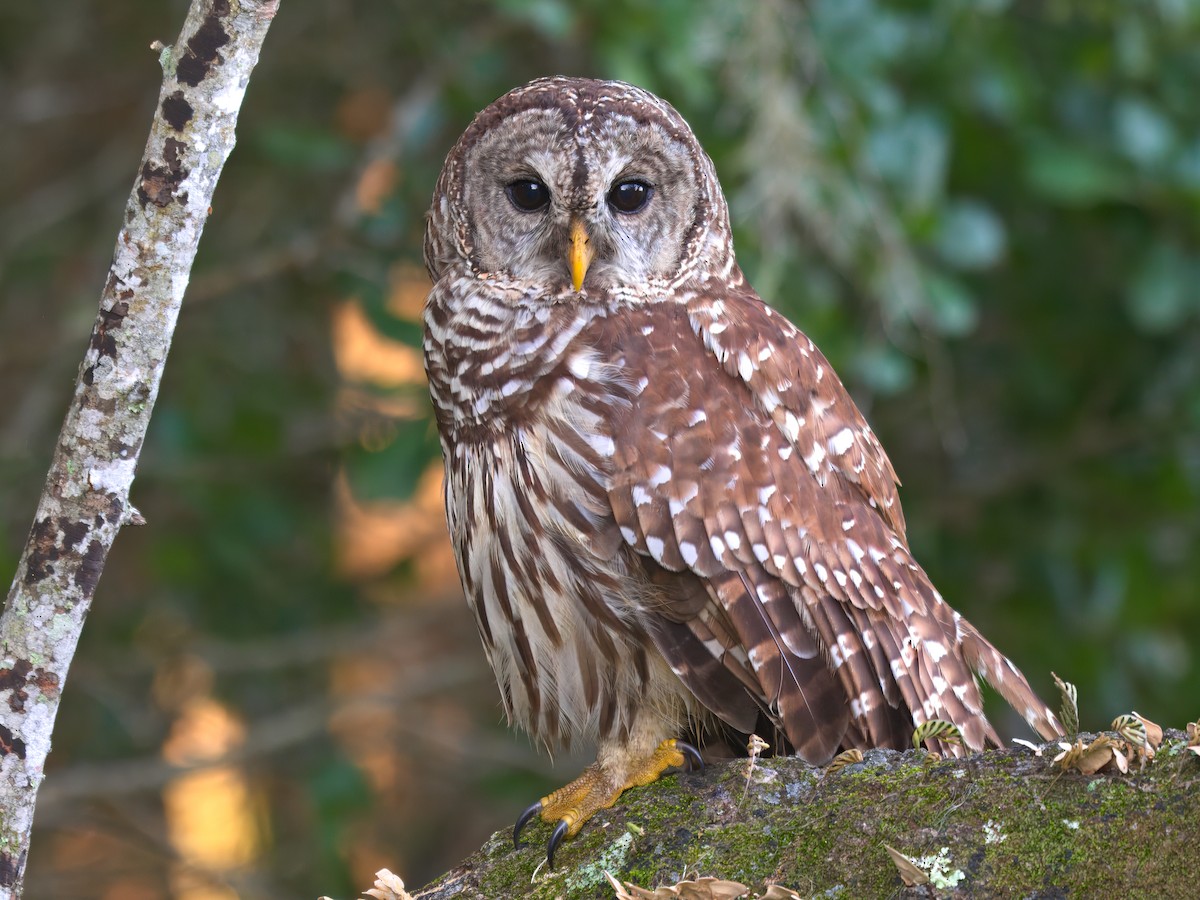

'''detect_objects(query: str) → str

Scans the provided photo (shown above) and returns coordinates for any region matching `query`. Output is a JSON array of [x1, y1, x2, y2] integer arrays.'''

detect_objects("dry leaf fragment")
[[1111, 714, 1147, 749], [884, 844, 930, 887], [1131, 711, 1163, 748], [825, 748, 863, 775], [363, 869, 414, 900], [1053, 673, 1079, 735], [680, 880, 750, 900], [1052, 739, 1084, 772], [1112, 712, 1158, 766], [1053, 735, 1121, 774], [1076, 735, 1117, 775], [606, 871, 646, 899], [760, 887, 803, 900], [604, 872, 749, 900], [1012, 738, 1044, 756], [742, 733, 771, 801], [606, 872, 648, 900], [911, 719, 963, 750], [317, 869, 414, 900], [1111, 746, 1129, 774]]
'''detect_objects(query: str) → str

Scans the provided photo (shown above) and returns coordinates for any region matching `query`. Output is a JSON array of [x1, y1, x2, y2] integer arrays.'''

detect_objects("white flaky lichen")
[[983, 819, 1008, 844], [913, 847, 966, 889]]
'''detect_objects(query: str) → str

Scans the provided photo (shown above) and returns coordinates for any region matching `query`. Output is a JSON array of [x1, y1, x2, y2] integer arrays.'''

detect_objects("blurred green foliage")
[[2, 0, 1198, 897]]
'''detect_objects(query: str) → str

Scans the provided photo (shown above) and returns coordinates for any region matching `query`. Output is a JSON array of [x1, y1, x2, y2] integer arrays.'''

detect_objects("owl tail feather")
[[959, 622, 1064, 743]]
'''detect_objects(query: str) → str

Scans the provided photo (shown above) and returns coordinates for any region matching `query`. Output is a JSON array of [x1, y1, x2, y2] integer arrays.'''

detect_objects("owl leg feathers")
[[513, 737, 702, 867]]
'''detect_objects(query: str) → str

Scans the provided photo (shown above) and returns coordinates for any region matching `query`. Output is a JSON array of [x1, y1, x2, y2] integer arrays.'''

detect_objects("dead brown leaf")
[[319, 869, 414, 900], [1052, 739, 1084, 772], [1053, 736, 1122, 775], [1076, 735, 1117, 775], [1131, 711, 1163, 748], [1112, 712, 1159, 766], [760, 887, 803, 899], [605, 872, 749, 900], [1112, 746, 1129, 774], [883, 844, 930, 887]]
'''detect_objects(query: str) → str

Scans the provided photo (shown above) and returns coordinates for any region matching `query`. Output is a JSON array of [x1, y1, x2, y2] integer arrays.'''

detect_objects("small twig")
[[741, 733, 770, 803]]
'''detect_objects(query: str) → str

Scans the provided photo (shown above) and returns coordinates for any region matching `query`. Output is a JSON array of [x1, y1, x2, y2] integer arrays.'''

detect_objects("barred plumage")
[[423, 77, 1062, 861]]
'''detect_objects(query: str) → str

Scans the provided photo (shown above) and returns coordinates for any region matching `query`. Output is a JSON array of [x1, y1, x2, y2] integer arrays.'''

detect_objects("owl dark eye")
[[506, 178, 550, 212], [607, 180, 653, 214]]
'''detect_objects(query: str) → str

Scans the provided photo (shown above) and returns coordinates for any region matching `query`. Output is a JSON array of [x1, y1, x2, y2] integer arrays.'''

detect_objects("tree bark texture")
[[0, 2, 278, 895], [415, 736, 1200, 899]]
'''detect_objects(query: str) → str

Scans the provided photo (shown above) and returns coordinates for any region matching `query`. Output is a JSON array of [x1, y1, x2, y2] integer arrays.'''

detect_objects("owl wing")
[[600, 290, 1060, 760]]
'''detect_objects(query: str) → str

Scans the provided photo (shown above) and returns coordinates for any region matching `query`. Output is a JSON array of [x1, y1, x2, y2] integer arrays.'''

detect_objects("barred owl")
[[423, 77, 1061, 866]]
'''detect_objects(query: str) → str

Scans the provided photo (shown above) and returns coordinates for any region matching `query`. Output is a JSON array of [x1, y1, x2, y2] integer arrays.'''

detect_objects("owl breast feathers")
[[423, 76, 1062, 770]]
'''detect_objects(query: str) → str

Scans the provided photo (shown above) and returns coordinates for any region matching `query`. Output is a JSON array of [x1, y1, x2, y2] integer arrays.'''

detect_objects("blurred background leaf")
[[2, 1, 1198, 897]]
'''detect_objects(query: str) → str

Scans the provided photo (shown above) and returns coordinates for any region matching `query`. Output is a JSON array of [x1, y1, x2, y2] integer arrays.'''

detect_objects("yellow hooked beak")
[[568, 218, 594, 292]]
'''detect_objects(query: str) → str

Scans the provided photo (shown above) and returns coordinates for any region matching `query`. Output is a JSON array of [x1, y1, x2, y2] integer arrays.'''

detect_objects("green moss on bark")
[[415, 735, 1200, 898]]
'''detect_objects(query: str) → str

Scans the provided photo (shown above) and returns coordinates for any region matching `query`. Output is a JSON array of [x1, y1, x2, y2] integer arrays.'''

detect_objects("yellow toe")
[[520, 738, 698, 852], [623, 738, 687, 788], [538, 763, 623, 838]]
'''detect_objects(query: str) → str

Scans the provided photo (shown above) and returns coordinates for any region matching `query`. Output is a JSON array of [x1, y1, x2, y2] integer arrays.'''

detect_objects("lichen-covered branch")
[[414, 737, 1200, 898], [0, 1, 277, 895]]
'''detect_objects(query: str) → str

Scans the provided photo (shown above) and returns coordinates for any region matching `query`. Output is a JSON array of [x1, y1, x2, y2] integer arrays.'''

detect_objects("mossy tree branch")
[[414, 737, 1199, 898], [0, 2, 277, 895]]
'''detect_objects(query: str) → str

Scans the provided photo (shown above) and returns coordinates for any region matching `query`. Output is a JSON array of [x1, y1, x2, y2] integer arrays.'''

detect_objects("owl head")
[[424, 77, 735, 296]]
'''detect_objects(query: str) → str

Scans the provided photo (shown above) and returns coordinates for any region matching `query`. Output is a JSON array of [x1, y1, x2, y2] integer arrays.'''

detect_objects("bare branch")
[[0, 1, 278, 895]]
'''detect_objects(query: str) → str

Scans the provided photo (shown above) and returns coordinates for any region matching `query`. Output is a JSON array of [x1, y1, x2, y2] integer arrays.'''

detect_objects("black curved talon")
[[546, 819, 570, 869], [513, 800, 543, 849], [677, 740, 705, 773]]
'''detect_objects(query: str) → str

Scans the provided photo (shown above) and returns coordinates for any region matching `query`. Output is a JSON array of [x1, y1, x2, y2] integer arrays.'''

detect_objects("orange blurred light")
[[333, 466, 457, 586], [331, 299, 425, 388], [329, 285, 458, 588], [386, 265, 430, 320], [355, 158, 398, 215], [162, 699, 263, 899], [336, 85, 393, 143]]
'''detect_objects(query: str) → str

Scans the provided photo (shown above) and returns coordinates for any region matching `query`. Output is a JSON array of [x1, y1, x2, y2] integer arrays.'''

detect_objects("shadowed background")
[[2, 1, 1198, 897]]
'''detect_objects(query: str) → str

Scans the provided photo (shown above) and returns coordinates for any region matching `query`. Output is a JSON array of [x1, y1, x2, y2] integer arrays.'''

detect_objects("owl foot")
[[513, 739, 702, 867]]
